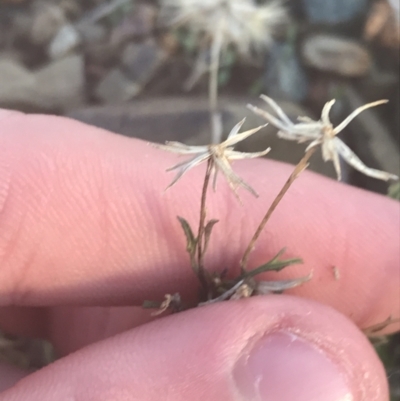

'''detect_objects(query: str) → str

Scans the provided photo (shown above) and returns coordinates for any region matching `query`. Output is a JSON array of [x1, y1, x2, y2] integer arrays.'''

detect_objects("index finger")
[[0, 110, 398, 331]]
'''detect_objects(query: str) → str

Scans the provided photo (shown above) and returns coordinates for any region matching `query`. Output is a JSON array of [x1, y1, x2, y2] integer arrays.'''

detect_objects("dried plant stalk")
[[196, 159, 213, 294], [240, 147, 316, 271], [209, 28, 223, 143]]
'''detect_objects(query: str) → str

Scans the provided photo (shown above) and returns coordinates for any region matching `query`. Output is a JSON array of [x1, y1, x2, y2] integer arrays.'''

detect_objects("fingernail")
[[233, 331, 352, 401]]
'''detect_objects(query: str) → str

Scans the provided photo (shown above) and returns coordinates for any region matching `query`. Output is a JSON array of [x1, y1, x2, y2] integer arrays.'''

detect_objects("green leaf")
[[203, 219, 219, 253], [269, 248, 287, 263], [240, 248, 302, 280], [245, 258, 302, 278], [177, 216, 197, 253], [177, 216, 199, 274]]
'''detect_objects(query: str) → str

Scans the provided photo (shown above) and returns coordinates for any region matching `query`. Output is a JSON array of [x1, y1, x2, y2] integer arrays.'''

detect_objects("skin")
[[0, 110, 399, 400]]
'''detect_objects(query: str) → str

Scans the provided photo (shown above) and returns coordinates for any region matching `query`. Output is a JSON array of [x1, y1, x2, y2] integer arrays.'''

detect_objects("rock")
[[358, 69, 398, 102], [301, 0, 368, 24], [76, 22, 108, 45], [0, 59, 37, 110], [66, 97, 338, 180], [388, 182, 400, 200], [59, 0, 82, 19], [95, 68, 139, 103], [31, 1, 66, 45], [388, 0, 399, 21], [0, 54, 84, 112], [121, 40, 167, 86], [10, 10, 34, 40], [48, 24, 81, 59], [110, 3, 157, 44], [34, 54, 85, 111], [301, 34, 371, 77], [364, 0, 400, 49], [85, 41, 121, 66], [68, 97, 212, 143], [30, 1, 66, 45], [264, 41, 308, 102], [0, 50, 24, 64]]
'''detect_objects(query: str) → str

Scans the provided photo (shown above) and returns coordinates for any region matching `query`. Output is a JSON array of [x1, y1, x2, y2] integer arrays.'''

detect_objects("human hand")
[[0, 109, 399, 401]]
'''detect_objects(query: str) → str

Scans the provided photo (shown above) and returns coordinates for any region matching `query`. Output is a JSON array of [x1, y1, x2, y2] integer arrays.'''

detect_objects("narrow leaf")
[[241, 257, 303, 280], [270, 248, 287, 264], [177, 216, 199, 275], [240, 248, 302, 279], [203, 219, 219, 253], [177, 216, 197, 256], [255, 272, 312, 294]]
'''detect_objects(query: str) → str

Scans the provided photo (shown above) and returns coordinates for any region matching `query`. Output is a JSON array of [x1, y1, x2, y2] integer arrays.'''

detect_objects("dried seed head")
[[160, 0, 287, 56], [152, 119, 270, 198], [249, 95, 399, 182]]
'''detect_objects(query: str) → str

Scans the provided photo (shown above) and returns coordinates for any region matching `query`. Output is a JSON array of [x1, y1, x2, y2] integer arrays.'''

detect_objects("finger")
[[0, 307, 46, 338], [0, 363, 27, 393], [0, 296, 388, 401], [0, 305, 154, 356], [46, 305, 156, 356], [0, 111, 398, 331]]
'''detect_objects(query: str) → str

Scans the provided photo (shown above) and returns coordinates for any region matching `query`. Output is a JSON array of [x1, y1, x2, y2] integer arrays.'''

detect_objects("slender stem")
[[209, 28, 223, 144], [197, 159, 213, 279], [240, 147, 317, 271]]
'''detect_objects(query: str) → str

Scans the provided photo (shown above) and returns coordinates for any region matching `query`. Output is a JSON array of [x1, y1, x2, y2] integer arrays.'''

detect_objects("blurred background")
[[0, 0, 399, 190], [0, 0, 399, 398]]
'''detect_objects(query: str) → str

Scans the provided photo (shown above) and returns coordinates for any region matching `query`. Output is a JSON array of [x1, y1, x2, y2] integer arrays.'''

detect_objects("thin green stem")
[[240, 147, 317, 271]]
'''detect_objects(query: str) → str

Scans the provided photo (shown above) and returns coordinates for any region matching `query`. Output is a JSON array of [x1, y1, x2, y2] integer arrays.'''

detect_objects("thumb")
[[0, 296, 387, 401]]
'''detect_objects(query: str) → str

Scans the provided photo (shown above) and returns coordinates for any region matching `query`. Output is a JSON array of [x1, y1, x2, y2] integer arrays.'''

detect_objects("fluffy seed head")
[[160, 0, 288, 55], [249, 95, 399, 182]]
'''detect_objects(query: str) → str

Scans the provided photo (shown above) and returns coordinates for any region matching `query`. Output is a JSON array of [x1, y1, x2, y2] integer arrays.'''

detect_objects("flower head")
[[248, 95, 399, 181], [160, 0, 287, 56], [153, 119, 270, 197]]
